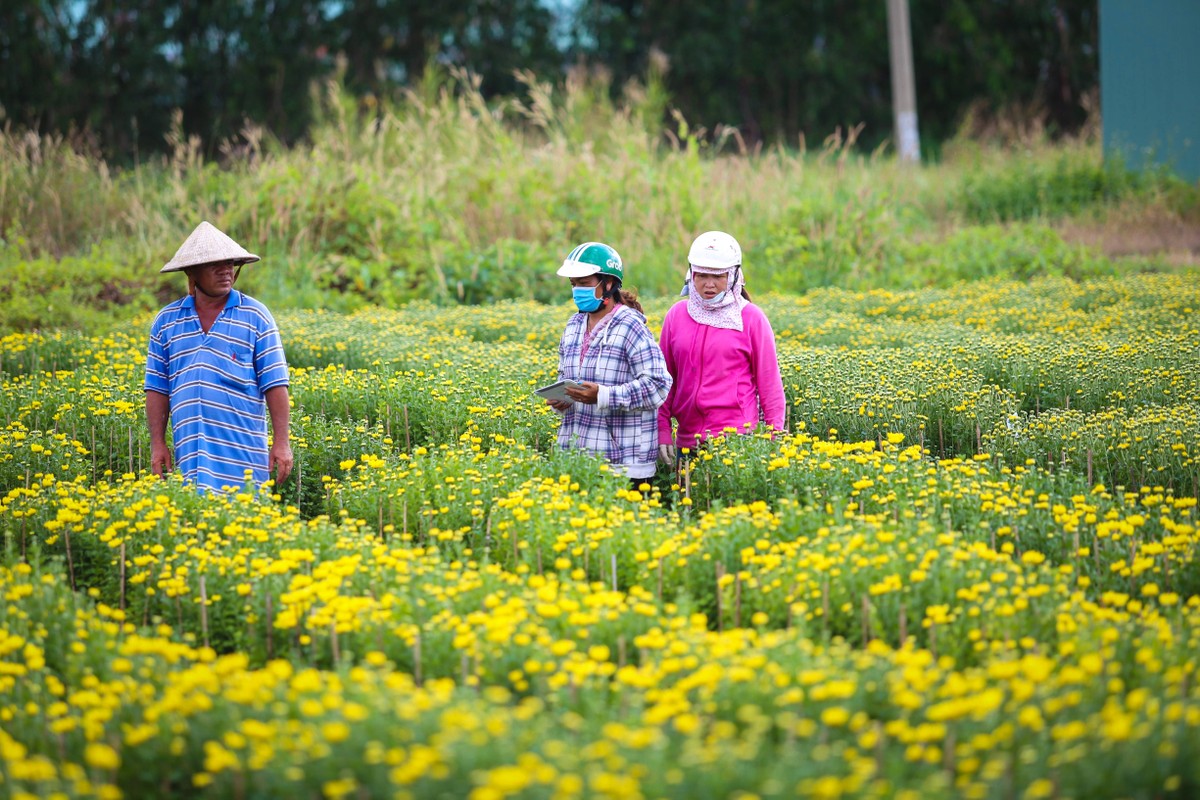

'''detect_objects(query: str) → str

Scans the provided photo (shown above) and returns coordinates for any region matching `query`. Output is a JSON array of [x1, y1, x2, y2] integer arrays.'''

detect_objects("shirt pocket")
[[216, 342, 256, 389], [560, 343, 585, 380], [609, 411, 633, 462]]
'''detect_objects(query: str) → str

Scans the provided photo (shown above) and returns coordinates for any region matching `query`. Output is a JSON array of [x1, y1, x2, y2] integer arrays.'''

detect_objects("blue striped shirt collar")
[[179, 290, 244, 311]]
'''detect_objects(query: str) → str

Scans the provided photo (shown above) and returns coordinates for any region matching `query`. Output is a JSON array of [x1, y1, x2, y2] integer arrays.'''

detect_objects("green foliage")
[[986, 404, 1200, 494], [4, 77, 1198, 336], [580, 0, 1099, 148], [0, 250, 158, 333], [0, 0, 562, 161], [954, 150, 1169, 223], [896, 223, 1109, 284], [3, 0, 1104, 162]]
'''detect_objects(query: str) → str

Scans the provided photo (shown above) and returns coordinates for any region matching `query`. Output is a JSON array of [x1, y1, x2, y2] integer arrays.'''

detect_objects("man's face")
[[188, 261, 240, 298]]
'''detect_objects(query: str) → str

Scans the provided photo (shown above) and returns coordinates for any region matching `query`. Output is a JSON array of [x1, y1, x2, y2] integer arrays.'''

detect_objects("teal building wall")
[[1100, 0, 1200, 181]]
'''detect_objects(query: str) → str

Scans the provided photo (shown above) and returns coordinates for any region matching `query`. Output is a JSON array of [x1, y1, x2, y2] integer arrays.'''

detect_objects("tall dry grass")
[[1, 67, 1192, 331]]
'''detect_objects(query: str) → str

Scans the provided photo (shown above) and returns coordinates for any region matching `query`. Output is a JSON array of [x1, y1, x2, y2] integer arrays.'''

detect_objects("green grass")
[[2, 71, 1196, 333]]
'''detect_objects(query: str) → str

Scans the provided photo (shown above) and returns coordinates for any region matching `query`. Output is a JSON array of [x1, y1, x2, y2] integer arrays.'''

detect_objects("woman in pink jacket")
[[656, 231, 786, 466]]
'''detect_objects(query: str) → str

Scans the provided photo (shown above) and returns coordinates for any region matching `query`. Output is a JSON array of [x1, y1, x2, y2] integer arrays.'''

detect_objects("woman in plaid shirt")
[[546, 242, 672, 485]]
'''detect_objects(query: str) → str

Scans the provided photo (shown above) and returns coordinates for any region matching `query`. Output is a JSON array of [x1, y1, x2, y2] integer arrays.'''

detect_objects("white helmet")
[[688, 231, 742, 271]]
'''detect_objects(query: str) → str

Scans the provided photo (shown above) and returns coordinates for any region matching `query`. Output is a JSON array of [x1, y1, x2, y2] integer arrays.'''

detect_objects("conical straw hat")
[[160, 221, 261, 273]]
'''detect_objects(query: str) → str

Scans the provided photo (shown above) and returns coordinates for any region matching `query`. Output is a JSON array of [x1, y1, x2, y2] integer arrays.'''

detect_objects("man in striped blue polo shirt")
[[145, 221, 293, 494]]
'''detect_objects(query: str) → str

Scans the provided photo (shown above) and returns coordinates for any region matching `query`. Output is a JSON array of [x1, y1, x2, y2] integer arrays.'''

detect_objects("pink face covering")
[[685, 266, 749, 330]]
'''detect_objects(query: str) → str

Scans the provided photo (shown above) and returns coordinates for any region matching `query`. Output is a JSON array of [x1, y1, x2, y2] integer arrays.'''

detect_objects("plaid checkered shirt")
[[555, 304, 672, 478]]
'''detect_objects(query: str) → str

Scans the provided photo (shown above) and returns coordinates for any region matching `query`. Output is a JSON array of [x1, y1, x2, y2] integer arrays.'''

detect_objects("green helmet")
[[556, 241, 624, 280]]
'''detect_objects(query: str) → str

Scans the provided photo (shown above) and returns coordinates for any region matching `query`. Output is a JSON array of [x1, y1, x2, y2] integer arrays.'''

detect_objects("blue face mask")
[[573, 285, 602, 312]]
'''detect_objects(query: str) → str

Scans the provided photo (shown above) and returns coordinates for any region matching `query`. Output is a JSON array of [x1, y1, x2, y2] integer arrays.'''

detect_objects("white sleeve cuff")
[[596, 385, 612, 409]]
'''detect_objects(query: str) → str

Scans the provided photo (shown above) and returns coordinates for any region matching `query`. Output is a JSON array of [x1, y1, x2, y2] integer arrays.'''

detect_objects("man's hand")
[[150, 442, 173, 477], [146, 390, 172, 478], [547, 398, 572, 412], [564, 381, 600, 405], [270, 441, 294, 484], [264, 386, 293, 485]]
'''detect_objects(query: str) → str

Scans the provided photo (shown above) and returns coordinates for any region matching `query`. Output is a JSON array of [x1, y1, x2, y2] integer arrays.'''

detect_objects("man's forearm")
[[146, 390, 170, 444], [265, 386, 290, 444]]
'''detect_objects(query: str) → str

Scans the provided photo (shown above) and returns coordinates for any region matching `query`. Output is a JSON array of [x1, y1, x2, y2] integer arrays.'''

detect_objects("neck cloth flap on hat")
[[684, 266, 748, 331]]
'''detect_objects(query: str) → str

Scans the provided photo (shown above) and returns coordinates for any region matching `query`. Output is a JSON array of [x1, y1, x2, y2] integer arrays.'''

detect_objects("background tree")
[[333, 0, 559, 98], [572, 0, 1097, 149], [0, 0, 1100, 160], [1, 3, 175, 155], [172, 0, 332, 148]]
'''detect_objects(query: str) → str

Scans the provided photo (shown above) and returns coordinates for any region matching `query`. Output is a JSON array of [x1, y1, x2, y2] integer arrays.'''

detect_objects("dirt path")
[[1057, 207, 1200, 265]]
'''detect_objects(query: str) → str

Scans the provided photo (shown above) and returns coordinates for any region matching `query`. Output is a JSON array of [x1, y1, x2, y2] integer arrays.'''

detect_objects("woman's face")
[[691, 269, 729, 300], [570, 275, 602, 297]]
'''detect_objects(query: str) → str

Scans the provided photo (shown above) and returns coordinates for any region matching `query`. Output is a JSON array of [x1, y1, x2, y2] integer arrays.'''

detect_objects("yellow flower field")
[[2, 273, 1200, 798]]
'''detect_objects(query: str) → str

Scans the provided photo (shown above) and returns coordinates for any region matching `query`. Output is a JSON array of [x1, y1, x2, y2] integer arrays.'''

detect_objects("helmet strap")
[[599, 276, 618, 305]]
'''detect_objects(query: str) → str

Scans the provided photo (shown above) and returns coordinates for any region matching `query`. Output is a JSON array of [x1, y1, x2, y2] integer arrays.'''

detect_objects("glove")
[[658, 444, 677, 467]]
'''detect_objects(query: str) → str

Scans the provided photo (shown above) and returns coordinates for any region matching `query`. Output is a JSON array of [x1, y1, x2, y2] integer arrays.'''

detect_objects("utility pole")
[[886, 0, 921, 164]]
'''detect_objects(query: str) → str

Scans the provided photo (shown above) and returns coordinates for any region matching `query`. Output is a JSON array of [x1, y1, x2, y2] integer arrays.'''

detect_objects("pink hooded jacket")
[[657, 299, 786, 446]]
